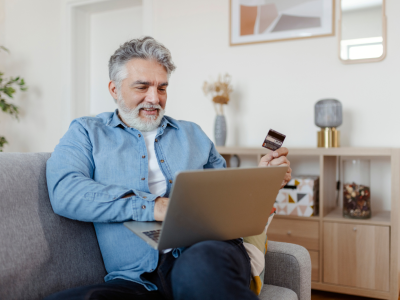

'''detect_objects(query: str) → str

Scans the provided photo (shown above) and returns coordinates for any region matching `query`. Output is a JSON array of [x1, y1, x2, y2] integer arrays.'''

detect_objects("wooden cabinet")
[[309, 250, 319, 282], [323, 222, 390, 291], [268, 218, 320, 282], [268, 219, 319, 250], [217, 147, 400, 299]]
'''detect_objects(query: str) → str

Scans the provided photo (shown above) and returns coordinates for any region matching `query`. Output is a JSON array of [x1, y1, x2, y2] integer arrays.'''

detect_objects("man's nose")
[[145, 86, 159, 104]]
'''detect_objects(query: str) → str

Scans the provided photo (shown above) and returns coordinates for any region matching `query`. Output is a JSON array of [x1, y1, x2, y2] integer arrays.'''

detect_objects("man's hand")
[[258, 147, 292, 188], [154, 197, 169, 221]]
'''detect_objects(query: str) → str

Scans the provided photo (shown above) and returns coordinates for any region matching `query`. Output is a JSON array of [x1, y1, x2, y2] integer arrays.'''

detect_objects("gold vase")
[[317, 127, 340, 148]]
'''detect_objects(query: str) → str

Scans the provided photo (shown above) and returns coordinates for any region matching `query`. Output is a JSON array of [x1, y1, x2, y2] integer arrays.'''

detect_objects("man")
[[45, 36, 291, 300]]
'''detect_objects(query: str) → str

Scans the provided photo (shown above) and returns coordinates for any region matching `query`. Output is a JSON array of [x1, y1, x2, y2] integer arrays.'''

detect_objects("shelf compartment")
[[324, 207, 391, 226]]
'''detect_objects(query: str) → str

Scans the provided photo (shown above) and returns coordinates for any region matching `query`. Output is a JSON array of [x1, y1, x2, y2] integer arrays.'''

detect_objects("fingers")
[[280, 167, 292, 188], [259, 147, 289, 165], [272, 147, 289, 158], [269, 156, 290, 167], [280, 173, 292, 188], [259, 152, 274, 165]]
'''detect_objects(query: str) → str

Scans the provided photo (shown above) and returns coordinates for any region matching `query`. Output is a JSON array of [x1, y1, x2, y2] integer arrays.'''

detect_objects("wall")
[[0, 0, 399, 152], [153, 0, 400, 148], [0, 0, 63, 152], [90, 5, 143, 115]]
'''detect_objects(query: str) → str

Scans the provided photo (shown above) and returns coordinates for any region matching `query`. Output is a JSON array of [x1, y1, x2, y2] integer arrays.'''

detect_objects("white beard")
[[117, 94, 165, 132]]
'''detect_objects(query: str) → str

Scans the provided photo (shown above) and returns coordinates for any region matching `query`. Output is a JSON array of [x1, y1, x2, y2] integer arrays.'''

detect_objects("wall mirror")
[[339, 0, 386, 63]]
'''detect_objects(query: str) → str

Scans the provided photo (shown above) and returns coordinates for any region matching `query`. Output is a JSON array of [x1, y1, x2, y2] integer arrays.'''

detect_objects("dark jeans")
[[44, 239, 258, 300]]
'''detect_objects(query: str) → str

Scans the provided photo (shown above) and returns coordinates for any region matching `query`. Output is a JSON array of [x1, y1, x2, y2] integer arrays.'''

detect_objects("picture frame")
[[230, 0, 335, 46]]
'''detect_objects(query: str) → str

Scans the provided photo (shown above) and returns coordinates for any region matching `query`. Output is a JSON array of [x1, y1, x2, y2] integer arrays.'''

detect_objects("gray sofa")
[[0, 153, 311, 300]]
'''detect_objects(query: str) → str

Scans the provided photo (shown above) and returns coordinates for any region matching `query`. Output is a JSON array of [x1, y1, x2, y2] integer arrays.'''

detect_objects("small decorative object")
[[230, 0, 334, 46], [315, 99, 342, 148], [343, 160, 371, 219], [229, 154, 241, 168], [275, 175, 319, 217], [203, 74, 233, 146], [0, 46, 28, 151]]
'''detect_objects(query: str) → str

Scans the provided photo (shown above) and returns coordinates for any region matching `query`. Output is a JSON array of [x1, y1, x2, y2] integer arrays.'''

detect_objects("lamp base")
[[317, 127, 340, 148]]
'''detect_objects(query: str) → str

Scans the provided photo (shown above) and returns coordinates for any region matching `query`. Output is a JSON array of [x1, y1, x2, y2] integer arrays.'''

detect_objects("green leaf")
[[0, 46, 9, 53], [0, 136, 8, 152], [4, 86, 16, 98]]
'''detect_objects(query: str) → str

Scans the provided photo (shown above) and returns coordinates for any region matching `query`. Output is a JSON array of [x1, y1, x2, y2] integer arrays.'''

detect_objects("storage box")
[[274, 175, 319, 217]]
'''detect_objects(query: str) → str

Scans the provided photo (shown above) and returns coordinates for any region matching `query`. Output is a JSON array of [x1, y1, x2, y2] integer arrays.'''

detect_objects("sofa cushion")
[[0, 153, 107, 300]]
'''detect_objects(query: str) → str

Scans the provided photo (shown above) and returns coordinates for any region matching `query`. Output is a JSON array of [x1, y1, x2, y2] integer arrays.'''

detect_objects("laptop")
[[124, 166, 287, 250]]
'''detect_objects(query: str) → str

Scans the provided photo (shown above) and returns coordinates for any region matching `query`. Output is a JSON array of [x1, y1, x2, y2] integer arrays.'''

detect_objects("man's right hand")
[[154, 197, 169, 221]]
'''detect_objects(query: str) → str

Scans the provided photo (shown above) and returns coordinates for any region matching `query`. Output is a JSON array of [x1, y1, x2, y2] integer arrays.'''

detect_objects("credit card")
[[262, 129, 286, 151]]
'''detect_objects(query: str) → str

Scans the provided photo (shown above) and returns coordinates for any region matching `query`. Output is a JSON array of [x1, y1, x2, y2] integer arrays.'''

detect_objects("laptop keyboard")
[[143, 229, 161, 242]]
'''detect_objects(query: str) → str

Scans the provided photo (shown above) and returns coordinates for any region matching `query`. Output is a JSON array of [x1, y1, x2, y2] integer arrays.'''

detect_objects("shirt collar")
[[106, 109, 178, 130], [106, 109, 127, 128]]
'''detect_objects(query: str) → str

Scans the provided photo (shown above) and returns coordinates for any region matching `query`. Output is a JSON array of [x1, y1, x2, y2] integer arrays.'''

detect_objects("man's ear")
[[108, 81, 118, 102]]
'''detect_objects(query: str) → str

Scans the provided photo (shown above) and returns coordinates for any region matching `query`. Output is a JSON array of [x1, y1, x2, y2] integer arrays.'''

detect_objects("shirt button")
[[142, 155, 146, 158], [155, 139, 158, 142], [143, 196, 147, 199], [138, 134, 141, 137], [169, 180, 173, 183], [142, 205, 146, 209], [160, 160, 164, 163], [141, 178, 145, 180]]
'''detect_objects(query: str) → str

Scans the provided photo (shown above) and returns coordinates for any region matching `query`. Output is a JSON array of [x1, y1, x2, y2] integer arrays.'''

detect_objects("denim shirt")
[[46, 110, 226, 290]]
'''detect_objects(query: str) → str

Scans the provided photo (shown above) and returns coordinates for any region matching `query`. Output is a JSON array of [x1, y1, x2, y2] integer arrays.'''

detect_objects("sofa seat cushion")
[[259, 284, 298, 300]]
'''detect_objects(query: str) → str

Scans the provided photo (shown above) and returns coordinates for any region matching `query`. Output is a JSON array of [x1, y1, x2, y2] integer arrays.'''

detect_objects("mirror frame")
[[338, 0, 387, 64]]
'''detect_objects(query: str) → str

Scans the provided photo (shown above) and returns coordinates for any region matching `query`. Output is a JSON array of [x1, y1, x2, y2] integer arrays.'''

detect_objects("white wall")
[[90, 5, 143, 115], [153, 0, 400, 148], [1, 0, 63, 152], [0, 0, 399, 152]]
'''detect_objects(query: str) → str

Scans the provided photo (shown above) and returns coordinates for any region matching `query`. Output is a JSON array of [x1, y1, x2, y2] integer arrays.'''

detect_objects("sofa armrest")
[[264, 241, 311, 300]]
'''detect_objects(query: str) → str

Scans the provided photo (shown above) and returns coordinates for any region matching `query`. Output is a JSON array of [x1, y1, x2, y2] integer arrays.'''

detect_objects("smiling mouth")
[[140, 108, 159, 115]]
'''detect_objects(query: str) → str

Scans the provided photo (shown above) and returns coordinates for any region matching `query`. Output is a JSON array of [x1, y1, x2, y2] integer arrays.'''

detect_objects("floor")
[[311, 290, 396, 300]]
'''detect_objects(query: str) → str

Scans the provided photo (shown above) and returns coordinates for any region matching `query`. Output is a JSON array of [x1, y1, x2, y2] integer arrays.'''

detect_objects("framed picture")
[[230, 0, 335, 46]]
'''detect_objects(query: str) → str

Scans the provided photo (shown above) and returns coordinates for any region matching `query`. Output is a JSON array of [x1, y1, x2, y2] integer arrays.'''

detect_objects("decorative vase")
[[214, 115, 227, 146], [343, 159, 371, 219]]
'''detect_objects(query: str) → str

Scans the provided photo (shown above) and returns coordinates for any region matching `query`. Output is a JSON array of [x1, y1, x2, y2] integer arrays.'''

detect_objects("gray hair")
[[109, 36, 176, 91]]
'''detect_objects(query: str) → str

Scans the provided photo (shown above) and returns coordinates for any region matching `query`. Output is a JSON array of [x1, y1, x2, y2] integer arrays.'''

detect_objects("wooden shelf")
[[323, 207, 391, 226], [216, 146, 394, 157], [275, 214, 320, 222], [216, 146, 400, 299]]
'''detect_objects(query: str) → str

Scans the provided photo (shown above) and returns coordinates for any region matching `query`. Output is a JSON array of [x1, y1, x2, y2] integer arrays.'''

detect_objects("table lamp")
[[315, 99, 342, 148]]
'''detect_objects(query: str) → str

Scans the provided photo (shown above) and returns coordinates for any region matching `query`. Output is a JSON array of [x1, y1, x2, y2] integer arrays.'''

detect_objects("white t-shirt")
[[141, 129, 167, 197], [141, 129, 171, 253]]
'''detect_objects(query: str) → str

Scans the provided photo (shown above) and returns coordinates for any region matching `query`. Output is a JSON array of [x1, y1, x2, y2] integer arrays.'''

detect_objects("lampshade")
[[314, 99, 342, 128]]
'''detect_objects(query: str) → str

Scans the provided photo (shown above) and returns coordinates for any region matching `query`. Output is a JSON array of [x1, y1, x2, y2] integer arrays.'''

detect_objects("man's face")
[[109, 58, 169, 129]]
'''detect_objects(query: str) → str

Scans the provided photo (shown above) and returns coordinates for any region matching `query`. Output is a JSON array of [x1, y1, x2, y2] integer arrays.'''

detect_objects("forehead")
[[125, 58, 168, 80]]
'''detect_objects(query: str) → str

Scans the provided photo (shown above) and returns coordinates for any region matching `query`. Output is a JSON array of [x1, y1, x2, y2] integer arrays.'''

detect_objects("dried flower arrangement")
[[202, 74, 233, 115]]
